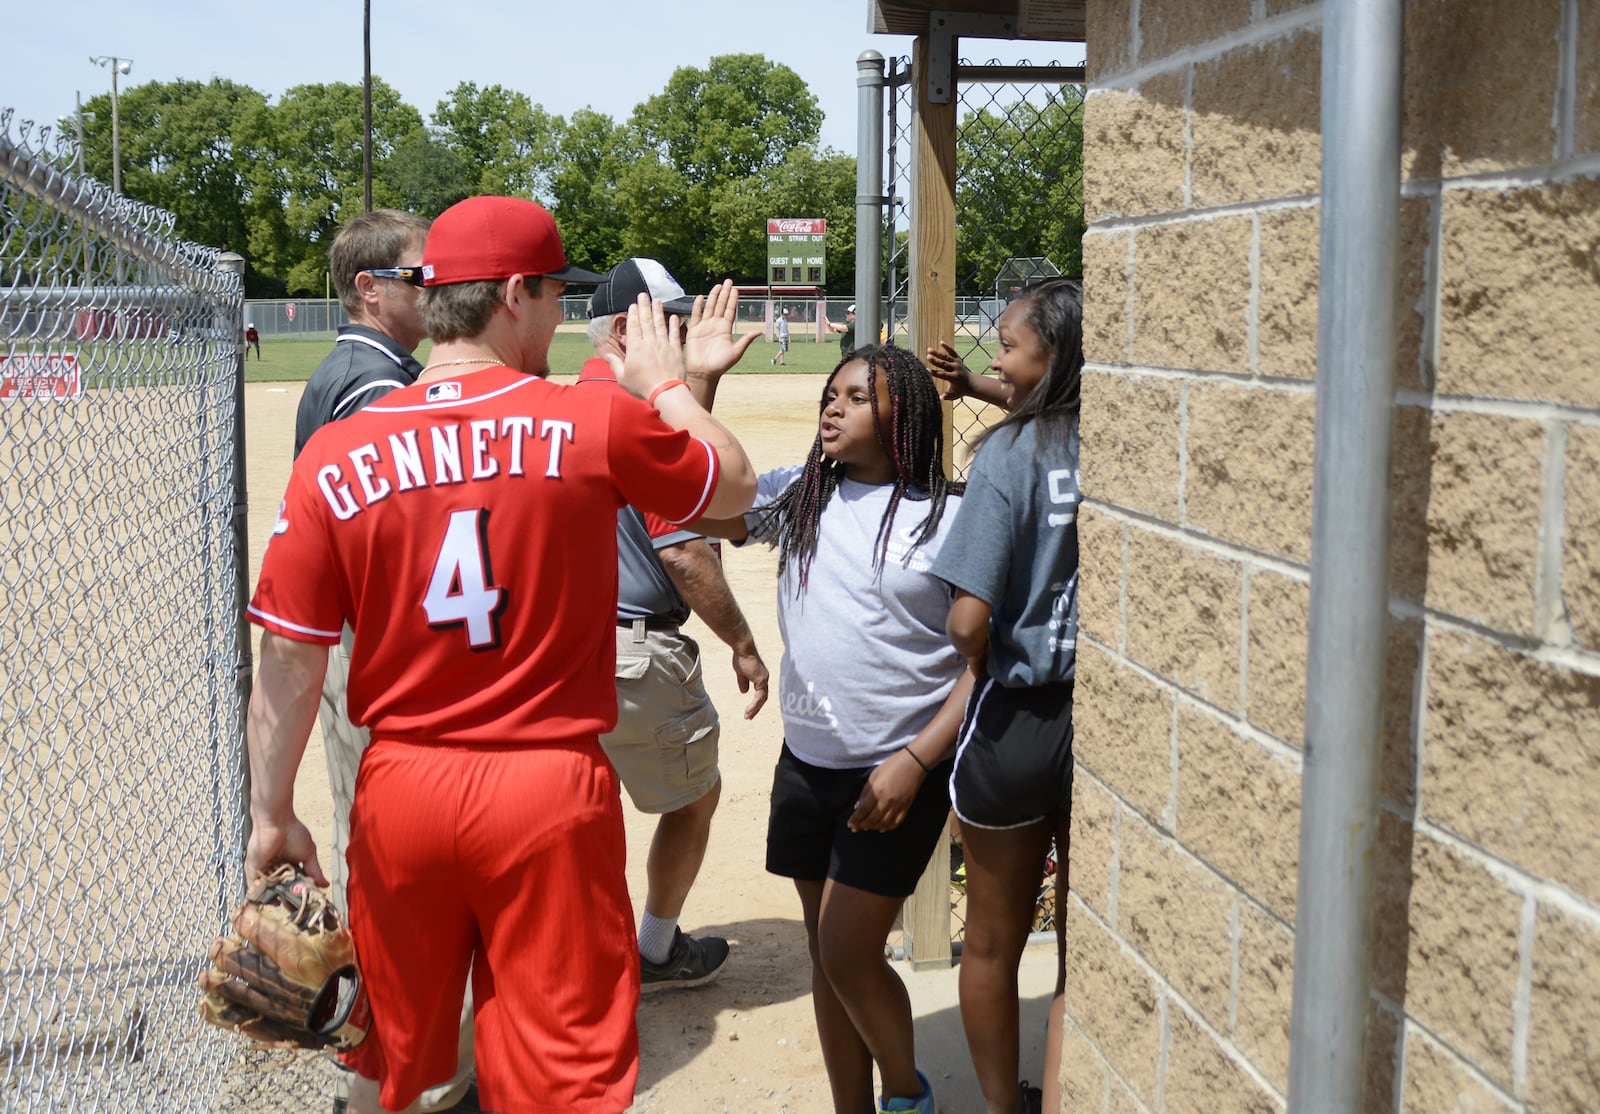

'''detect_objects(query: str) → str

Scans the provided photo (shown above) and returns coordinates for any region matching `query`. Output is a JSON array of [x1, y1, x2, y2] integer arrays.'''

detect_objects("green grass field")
[[244, 333, 851, 384]]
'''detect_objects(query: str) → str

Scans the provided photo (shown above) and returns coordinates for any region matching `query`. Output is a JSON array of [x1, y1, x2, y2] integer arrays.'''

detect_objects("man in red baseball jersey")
[[243, 195, 756, 1114]]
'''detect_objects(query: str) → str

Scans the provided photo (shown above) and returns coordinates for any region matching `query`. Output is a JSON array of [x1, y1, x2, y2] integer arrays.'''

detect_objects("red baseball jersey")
[[576, 358, 683, 542], [248, 366, 720, 743]]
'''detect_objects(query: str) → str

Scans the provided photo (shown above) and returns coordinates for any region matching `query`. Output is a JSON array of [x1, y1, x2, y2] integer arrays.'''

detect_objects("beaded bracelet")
[[647, 379, 687, 407], [901, 746, 932, 774]]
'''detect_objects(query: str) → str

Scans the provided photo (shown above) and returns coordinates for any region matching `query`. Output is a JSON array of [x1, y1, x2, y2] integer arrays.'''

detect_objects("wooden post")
[[900, 31, 959, 971]]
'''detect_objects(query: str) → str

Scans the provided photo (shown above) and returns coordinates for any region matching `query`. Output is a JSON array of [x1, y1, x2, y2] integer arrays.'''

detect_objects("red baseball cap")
[[420, 196, 605, 286]]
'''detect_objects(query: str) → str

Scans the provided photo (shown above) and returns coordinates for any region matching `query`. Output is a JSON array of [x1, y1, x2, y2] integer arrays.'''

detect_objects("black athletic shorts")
[[766, 742, 954, 898], [950, 676, 1075, 830]]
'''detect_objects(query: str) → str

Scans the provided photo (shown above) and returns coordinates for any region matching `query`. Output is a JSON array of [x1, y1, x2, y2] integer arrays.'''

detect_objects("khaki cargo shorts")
[[600, 624, 721, 813]]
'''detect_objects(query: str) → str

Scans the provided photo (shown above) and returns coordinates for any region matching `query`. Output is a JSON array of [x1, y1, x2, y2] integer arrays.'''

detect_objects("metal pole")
[[74, 92, 88, 176], [110, 64, 121, 195], [215, 251, 253, 898], [854, 51, 886, 351], [1286, 2, 1402, 1110], [362, 0, 373, 213], [885, 56, 901, 341], [75, 92, 92, 277]]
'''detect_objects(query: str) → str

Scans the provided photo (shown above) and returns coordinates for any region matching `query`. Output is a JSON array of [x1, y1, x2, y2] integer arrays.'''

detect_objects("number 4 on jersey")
[[424, 508, 506, 649]]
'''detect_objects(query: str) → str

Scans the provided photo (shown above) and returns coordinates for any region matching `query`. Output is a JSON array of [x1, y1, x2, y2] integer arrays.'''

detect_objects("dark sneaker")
[[1019, 1080, 1043, 1114], [640, 928, 729, 992]]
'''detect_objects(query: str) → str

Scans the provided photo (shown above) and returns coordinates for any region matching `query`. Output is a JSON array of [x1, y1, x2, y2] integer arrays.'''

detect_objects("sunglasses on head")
[[365, 266, 425, 287]]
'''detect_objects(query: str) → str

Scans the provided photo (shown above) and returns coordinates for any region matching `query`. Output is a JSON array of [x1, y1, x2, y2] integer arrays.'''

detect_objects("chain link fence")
[[884, 56, 1086, 483], [0, 107, 339, 1112], [879, 60, 1084, 948]]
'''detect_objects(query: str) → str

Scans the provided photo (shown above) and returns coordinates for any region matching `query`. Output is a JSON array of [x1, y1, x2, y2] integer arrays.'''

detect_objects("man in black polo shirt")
[[294, 209, 430, 456], [293, 208, 478, 1114]]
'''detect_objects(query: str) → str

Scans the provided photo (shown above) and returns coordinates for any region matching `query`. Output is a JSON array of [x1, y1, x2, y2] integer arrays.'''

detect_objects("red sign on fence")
[[285, 303, 297, 322], [0, 354, 82, 399]]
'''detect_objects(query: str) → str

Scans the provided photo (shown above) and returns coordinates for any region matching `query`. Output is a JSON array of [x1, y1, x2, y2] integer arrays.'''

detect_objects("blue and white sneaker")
[[878, 1069, 936, 1113]]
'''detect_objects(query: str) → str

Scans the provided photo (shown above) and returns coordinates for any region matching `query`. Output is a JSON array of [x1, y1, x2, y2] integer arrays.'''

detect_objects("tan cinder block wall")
[[1070, 1, 1600, 1111]]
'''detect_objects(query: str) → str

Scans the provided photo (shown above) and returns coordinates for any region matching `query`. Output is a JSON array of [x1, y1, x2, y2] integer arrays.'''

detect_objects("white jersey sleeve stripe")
[[246, 604, 343, 641], [663, 439, 719, 525]]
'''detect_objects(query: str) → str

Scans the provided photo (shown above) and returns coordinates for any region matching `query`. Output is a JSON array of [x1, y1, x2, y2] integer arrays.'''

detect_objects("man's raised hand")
[[685, 279, 760, 383], [614, 294, 688, 400]]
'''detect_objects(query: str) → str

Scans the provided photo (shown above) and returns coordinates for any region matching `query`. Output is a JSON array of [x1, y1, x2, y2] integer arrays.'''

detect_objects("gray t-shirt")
[[744, 466, 965, 769], [615, 507, 695, 626], [933, 420, 1080, 687]]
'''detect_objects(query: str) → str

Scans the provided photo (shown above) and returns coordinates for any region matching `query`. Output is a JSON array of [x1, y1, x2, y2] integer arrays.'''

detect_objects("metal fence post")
[[1288, 1, 1403, 1108], [855, 51, 886, 349], [216, 251, 252, 893]]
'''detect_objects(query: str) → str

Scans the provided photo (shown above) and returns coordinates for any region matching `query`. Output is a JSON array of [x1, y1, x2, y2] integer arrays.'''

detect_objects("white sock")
[[638, 913, 679, 965]]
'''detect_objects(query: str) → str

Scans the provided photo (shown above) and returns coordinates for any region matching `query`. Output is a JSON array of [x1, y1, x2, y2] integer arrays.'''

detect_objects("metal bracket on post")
[[927, 10, 1017, 102]]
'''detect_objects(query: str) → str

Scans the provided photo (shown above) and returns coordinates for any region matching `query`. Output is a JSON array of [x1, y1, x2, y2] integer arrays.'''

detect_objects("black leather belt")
[[618, 616, 679, 632]]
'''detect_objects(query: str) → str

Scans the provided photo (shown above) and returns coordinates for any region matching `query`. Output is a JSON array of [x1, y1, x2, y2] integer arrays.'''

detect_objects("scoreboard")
[[766, 218, 826, 287]]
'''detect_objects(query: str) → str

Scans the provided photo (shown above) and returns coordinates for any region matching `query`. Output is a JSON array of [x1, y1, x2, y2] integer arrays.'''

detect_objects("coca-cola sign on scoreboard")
[[766, 218, 826, 235], [766, 217, 827, 287]]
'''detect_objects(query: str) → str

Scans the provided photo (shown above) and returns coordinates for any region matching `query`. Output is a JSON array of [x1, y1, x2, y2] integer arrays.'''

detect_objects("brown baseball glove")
[[197, 863, 369, 1050]]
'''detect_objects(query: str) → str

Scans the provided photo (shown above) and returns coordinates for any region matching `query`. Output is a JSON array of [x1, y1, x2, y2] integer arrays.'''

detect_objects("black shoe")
[[1019, 1080, 1043, 1114], [640, 928, 729, 992]]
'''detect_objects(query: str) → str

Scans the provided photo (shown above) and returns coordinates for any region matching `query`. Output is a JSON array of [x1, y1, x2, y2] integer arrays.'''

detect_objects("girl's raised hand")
[[925, 340, 974, 401]]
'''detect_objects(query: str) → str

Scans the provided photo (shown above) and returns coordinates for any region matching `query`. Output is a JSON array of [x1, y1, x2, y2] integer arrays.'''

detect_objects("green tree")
[[237, 78, 422, 293], [382, 127, 473, 217], [431, 83, 560, 199], [617, 54, 833, 286], [629, 54, 823, 186], [955, 88, 1086, 295], [544, 109, 631, 275], [76, 78, 272, 290], [705, 149, 857, 288]]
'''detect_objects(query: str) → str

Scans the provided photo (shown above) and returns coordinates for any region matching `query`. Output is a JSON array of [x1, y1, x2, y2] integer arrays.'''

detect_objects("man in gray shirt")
[[581, 257, 768, 989]]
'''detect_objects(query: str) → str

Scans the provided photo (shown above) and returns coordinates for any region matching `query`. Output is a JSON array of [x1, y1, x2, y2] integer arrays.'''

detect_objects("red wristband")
[[647, 379, 687, 407]]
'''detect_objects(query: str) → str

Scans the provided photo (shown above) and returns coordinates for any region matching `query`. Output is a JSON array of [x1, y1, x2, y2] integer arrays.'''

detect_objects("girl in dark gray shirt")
[[930, 278, 1084, 1114]]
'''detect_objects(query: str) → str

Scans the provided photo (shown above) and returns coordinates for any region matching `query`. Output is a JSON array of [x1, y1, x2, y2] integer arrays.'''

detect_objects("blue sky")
[[4, 1, 1082, 157], [3, 1, 911, 154]]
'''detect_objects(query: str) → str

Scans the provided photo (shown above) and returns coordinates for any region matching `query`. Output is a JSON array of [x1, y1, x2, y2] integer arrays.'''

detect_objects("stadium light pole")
[[362, 0, 373, 212], [73, 92, 95, 177], [89, 55, 132, 194]]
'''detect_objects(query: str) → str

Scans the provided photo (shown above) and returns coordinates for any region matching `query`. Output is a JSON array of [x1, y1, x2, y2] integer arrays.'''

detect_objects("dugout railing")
[[0, 109, 326, 1112]]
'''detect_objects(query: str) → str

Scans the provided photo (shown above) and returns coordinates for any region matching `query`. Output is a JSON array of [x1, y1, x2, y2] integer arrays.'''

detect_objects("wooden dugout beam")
[[899, 31, 959, 971]]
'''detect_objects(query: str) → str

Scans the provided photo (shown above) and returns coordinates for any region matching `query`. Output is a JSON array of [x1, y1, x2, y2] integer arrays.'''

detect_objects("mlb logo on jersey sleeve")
[[426, 382, 463, 402], [271, 500, 290, 536]]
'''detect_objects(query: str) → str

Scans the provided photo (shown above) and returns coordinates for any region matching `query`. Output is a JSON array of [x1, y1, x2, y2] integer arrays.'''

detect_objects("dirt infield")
[[243, 371, 1052, 1112]]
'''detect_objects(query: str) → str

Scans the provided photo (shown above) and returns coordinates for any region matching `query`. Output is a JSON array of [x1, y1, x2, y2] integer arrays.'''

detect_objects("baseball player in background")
[[772, 306, 790, 364], [244, 195, 757, 1114], [289, 209, 475, 1114], [581, 257, 769, 991]]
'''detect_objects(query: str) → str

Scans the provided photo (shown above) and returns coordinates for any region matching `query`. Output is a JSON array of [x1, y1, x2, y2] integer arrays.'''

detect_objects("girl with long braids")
[[927, 277, 1085, 1114], [700, 344, 971, 1114]]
